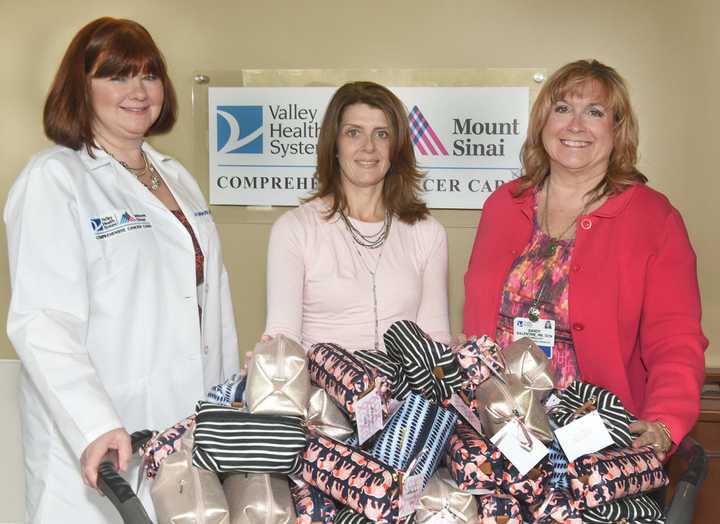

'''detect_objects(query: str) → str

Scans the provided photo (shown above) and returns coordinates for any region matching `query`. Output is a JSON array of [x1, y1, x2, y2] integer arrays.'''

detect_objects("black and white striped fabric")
[[355, 349, 411, 400], [192, 401, 306, 475], [335, 507, 416, 524], [582, 494, 665, 523], [384, 320, 463, 403], [549, 381, 637, 447]]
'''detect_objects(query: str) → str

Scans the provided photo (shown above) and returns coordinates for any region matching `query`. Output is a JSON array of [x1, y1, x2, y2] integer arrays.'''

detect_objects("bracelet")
[[655, 420, 673, 450]]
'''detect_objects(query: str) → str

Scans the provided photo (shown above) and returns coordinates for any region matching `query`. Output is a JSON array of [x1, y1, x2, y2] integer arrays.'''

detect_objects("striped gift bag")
[[191, 401, 306, 475]]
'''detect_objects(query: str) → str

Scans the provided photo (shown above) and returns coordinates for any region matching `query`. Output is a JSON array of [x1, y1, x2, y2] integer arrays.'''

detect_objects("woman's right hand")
[[80, 427, 131, 492]]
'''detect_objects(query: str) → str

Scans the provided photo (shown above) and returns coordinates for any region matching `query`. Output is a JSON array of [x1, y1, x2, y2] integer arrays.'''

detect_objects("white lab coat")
[[5, 143, 239, 523]]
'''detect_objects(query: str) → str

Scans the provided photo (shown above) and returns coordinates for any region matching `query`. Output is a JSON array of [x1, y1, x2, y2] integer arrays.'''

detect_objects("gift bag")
[[289, 481, 338, 524], [446, 422, 503, 492], [222, 473, 294, 524], [301, 434, 404, 523], [245, 335, 310, 416], [306, 386, 354, 441], [568, 446, 669, 508], [415, 469, 478, 524], [384, 320, 463, 403], [476, 373, 554, 442], [532, 488, 582, 524], [141, 414, 196, 480], [582, 494, 665, 523], [151, 430, 229, 524], [192, 401, 306, 475], [369, 393, 457, 488], [355, 349, 411, 400], [307, 342, 390, 421], [207, 373, 247, 407], [477, 493, 524, 524], [453, 335, 505, 390], [549, 380, 637, 447]]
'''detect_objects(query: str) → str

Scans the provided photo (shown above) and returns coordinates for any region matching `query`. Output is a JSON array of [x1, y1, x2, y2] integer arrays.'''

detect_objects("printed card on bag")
[[356, 390, 384, 444], [491, 419, 548, 476], [399, 474, 424, 517], [555, 410, 614, 462], [448, 393, 484, 435]]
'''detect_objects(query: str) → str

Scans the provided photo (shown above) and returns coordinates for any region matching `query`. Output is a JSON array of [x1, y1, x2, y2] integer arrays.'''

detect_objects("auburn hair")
[[517, 59, 646, 201], [44, 17, 177, 153], [309, 81, 429, 224]]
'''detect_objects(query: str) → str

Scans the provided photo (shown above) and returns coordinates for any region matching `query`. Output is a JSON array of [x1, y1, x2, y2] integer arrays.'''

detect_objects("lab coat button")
[[203, 345, 209, 354]]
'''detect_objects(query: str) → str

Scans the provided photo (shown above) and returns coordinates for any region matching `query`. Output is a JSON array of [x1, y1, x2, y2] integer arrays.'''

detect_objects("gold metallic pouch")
[[416, 469, 478, 523], [223, 473, 295, 524], [151, 431, 229, 524], [245, 334, 310, 416], [306, 386, 354, 441], [477, 373, 554, 442], [503, 337, 556, 392]]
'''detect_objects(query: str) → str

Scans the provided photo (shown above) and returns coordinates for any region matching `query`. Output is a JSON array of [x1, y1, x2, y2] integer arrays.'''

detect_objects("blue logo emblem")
[[216, 106, 263, 154]]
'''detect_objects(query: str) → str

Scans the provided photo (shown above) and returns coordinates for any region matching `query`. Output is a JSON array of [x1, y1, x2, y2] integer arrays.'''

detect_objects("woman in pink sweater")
[[464, 60, 706, 458], [264, 82, 450, 352]]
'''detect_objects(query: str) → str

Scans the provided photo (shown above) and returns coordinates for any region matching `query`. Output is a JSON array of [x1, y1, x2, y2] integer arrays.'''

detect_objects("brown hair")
[[43, 17, 177, 152], [310, 81, 428, 224], [517, 59, 646, 201]]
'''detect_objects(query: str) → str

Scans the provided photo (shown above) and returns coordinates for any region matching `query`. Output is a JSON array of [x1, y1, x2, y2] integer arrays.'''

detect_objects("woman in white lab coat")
[[4, 17, 239, 522]]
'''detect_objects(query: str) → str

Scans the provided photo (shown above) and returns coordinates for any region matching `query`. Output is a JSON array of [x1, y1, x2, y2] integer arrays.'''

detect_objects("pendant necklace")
[[528, 177, 588, 321], [540, 177, 588, 258], [103, 146, 162, 192], [340, 210, 392, 350]]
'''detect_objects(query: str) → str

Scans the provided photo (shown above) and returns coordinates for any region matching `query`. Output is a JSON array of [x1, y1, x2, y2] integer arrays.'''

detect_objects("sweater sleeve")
[[415, 217, 451, 344], [264, 210, 305, 346], [638, 209, 707, 443]]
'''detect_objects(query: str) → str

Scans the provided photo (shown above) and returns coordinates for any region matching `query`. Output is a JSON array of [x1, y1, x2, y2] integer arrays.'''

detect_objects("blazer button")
[[573, 323, 585, 331]]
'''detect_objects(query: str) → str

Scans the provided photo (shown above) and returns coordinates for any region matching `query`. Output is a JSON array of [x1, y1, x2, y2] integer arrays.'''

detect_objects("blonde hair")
[[517, 59, 646, 200]]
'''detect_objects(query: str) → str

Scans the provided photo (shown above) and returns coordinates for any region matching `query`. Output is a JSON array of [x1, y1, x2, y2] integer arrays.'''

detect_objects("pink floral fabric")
[[496, 213, 579, 388]]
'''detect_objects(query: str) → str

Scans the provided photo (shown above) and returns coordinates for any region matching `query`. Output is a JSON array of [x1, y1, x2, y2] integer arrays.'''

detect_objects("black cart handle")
[[97, 429, 155, 524]]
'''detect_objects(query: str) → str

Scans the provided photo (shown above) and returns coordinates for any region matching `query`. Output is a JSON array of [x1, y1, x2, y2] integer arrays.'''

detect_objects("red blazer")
[[464, 179, 707, 444]]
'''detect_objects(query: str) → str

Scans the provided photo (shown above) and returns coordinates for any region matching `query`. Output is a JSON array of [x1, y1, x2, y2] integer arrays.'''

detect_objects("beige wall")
[[1, 0, 717, 368]]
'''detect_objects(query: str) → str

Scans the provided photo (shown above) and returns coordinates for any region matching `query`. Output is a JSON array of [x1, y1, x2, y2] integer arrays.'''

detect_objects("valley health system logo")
[[409, 106, 448, 156], [216, 106, 263, 154]]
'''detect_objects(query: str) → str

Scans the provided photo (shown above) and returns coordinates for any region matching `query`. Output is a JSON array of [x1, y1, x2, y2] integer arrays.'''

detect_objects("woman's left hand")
[[629, 420, 672, 461]]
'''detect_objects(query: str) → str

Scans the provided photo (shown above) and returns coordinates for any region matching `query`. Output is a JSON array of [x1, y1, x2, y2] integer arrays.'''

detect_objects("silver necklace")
[[104, 147, 162, 192], [339, 209, 392, 249], [352, 242, 385, 351]]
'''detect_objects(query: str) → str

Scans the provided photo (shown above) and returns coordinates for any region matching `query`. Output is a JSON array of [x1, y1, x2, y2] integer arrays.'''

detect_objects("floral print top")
[[496, 212, 579, 389]]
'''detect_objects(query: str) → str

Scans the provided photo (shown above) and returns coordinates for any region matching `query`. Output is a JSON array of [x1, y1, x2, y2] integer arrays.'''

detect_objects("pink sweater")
[[265, 199, 451, 352]]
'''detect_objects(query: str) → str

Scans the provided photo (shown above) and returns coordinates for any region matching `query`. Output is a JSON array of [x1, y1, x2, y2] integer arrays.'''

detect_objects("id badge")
[[513, 317, 555, 358]]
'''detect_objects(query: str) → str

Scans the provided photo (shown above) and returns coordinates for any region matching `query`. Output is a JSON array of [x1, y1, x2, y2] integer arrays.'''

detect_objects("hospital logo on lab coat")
[[90, 211, 151, 239]]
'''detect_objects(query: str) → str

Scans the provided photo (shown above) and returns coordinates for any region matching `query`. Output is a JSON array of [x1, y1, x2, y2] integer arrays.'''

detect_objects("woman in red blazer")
[[464, 59, 707, 459]]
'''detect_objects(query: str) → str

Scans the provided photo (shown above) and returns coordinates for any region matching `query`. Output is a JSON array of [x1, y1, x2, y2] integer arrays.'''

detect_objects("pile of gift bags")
[[140, 320, 669, 524]]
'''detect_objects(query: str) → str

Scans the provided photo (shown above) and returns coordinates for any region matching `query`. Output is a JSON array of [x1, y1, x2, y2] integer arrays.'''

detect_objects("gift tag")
[[491, 419, 548, 476], [448, 393, 484, 435], [554, 410, 614, 462], [425, 508, 456, 524], [355, 390, 384, 445], [399, 474, 424, 517], [544, 392, 561, 412], [513, 317, 555, 358]]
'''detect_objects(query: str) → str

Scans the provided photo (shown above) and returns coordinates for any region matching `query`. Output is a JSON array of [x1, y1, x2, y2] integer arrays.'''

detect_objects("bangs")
[[87, 27, 164, 78], [550, 73, 624, 124]]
